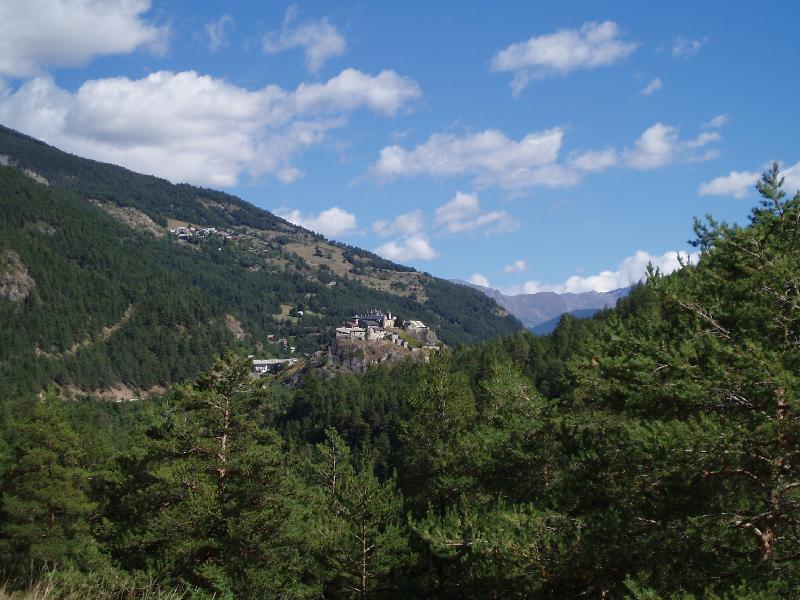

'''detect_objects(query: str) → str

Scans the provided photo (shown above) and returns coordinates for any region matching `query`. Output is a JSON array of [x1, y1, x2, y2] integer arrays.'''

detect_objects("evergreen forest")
[[2, 164, 800, 598]]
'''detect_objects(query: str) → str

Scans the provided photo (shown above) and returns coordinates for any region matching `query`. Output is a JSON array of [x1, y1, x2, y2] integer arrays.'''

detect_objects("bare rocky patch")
[[23, 169, 49, 186], [36, 305, 134, 358], [0, 249, 36, 302], [62, 383, 166, 402], [25, 221, 56, 236], [90, 200, 165, 237], [225, 313, 249, 340], [0, 154, 48, 185]]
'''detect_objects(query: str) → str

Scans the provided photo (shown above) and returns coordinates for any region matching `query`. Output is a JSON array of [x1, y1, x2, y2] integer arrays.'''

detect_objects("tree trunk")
[[218, 397, 229, 486]]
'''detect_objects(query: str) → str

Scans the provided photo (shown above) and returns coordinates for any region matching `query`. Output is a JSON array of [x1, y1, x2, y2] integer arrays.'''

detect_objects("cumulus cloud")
[[699, 161, 800, 198], [672, 35, 708, 58], [205, 14, 234, 52], [640, 77, 662, 96], [263, 5, 345, 73], [433, 191, 517, 235], [0, 68, 421, 186], [507, 250, 697, 295], [698, 170, 759, 198], [370, 128, 568, 191], [291, 68, 421, 116], [372, 210, 423, 238], [703, 113, 730, 128], [376, 234, 438, 262], [468, 273, 491, 287], [567, 148, 619, 172], [434, 192, 480, 226], [0, 0, 167, 78], [276, 206, 357, 237], [779, 163, 800, 194], [503, 260, 527, 273], [368, 121, 721, 191], [623, 123, 719, 170], [492, 21, 637, 95]]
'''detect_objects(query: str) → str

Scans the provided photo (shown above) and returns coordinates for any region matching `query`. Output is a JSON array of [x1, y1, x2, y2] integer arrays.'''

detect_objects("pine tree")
[[310, 430, 409, 598], [399, 352, 477, 513], [0, 392, 103, 572], [557, 164, 800, 593], [108, 354, 316, 598]]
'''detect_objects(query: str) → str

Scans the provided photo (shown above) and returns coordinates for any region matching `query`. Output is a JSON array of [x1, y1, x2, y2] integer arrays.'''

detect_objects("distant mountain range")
[[455, 280, 630, 334]]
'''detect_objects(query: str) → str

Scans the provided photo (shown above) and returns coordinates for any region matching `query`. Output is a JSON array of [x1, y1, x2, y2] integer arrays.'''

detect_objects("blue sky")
[[1, 1, 798, 294]]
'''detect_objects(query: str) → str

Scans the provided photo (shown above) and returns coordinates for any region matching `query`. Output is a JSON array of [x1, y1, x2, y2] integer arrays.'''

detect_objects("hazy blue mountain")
[[528, 308, 601, 335], [454, 280, 630, 330]]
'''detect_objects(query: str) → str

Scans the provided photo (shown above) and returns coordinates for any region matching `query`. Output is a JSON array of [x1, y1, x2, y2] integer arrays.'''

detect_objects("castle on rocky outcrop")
[[335, 309, 437, 348]]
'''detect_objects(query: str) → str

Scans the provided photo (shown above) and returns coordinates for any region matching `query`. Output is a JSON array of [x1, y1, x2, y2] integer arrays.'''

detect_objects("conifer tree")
[[399, 352, 477, 513], [310, 429, 409, 598], [0, 391, 103, 572], [108, 354, 316, 598], [559, 164, 800, 593]]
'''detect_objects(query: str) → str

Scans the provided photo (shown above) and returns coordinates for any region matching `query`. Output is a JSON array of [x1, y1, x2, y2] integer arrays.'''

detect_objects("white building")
[[403, 319, 427, 332], [252, 358, 298, 374]]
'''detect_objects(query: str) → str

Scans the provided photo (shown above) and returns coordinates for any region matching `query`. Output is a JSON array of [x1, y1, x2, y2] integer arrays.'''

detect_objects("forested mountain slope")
[[0, 125, 520, 398], [2, 165, 799, 598]]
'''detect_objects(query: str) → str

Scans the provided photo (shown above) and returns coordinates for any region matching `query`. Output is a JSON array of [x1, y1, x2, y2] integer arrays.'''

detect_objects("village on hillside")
[[169, 225, 234, 242]]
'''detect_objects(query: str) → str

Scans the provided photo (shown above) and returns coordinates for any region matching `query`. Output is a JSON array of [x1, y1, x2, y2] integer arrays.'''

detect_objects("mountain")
[[455, 279, 629, 330], [528, 308, 600, 335], [0, 125, 521, 399]]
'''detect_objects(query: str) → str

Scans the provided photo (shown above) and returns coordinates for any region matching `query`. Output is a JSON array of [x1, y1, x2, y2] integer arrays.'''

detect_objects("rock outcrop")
[[0, 249, 35, 302]]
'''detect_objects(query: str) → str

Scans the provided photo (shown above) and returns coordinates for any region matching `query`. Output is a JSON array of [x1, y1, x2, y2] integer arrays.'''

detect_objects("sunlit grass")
[[0, 569, 186, 600]]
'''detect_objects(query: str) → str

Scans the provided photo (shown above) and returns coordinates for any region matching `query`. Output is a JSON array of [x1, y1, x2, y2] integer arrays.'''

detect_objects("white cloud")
[[435, 191, 480, 225], [782, 163, 800, 194], [390, 129, 411, 141], [370, 128, 568, 191], [640, 77, 662, 96], [292, 68, 421, 116], [624, 123, 719, 170], [503, 260, 527, 273], [205, 14, 234, 52], [368, 121, 721, 191], [372, 210, 423, 238], [276, 206, 357, 237], [698, 170, 758, 198], [0, 0, 167, 78], [507, 250, 697, 294], [568, 148, 619, 172], [703, 113, 730, 128], [263, 5, 345, 73], [672, 35, 707, 58], [434, 191, 517, 235], [492, 21, 637, 95], [0, 68, 420, 186], [468, 273, 491, 288], [376, 234, 438, 262], [699, 161, 800, 198]]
